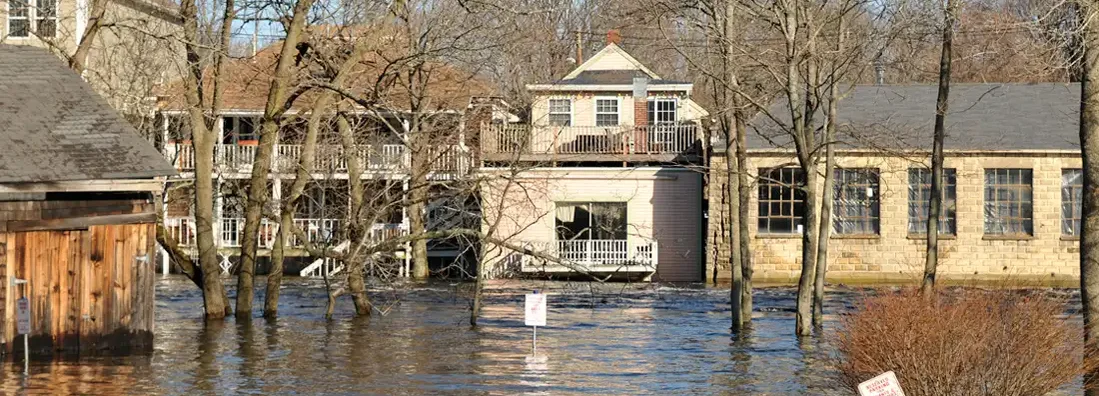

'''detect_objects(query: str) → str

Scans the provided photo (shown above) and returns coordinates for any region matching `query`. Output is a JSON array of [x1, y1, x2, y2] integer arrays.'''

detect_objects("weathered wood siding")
[[0, 222, 155, 355]]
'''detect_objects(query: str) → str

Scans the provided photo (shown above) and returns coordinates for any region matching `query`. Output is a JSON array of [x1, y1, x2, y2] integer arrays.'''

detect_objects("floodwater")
[[0, 277, 920, 394]]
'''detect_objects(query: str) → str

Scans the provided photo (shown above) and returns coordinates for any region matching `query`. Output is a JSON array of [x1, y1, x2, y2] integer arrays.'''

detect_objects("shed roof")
[[0, 45, 177, 183], [744, 83, 1079, 152]]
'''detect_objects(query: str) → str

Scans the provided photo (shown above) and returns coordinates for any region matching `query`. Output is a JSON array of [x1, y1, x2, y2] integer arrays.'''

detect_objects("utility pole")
[[575, 31, 583, 63]]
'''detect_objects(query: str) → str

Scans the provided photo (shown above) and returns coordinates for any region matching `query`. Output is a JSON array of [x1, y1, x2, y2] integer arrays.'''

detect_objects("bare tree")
[[923, 0, 956, 294], [1079, 0, 1099, 392]]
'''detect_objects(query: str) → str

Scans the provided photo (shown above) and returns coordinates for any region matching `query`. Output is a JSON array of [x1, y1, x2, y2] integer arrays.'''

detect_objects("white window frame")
[[547, 98, 572, 126], [648, 97, 678, 125], [594, 97, 620, 127], [6, 0, 57, 39]]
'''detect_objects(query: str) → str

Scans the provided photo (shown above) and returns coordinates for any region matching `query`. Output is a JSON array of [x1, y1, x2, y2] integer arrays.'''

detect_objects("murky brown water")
[[0, 277, 918, 395]]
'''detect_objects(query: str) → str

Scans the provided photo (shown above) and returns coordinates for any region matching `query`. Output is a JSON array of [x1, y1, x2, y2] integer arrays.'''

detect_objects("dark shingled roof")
[[0, 45, 176, 183], [557, 70, 689, 86], [745, 83, 1079, 152]]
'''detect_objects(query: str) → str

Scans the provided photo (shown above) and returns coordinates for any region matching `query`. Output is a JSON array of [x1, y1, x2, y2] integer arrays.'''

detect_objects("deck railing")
[[165, 216, 408, 250], [518, 238, 658, 272], [482, 123, 699, 157], [166, 144, 469, 175]]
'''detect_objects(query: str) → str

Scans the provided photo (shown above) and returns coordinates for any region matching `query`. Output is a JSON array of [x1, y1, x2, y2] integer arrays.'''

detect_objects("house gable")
[[563, 43, 661, 80]]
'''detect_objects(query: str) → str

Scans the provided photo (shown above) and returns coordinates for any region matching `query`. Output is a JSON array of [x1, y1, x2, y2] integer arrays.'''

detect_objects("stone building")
[[708, 83, 1080, 285]]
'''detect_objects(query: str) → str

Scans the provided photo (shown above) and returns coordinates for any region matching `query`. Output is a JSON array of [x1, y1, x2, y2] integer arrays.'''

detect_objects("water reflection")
[[0, 277, 869, 394]]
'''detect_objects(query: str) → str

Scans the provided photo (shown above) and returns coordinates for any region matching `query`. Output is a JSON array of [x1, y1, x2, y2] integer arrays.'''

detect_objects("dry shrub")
[[834, 288, 1093, 396]]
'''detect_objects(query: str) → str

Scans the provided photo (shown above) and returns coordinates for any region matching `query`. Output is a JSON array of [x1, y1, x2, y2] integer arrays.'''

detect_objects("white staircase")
[[299, 241, 350, 278]]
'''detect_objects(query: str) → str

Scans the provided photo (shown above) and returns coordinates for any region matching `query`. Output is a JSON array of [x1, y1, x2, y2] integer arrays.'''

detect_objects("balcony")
[[163, 143, 469, 177], [164, 216, 409, 253], [481, 123, 701, 163], [518, 239, 658, 274]]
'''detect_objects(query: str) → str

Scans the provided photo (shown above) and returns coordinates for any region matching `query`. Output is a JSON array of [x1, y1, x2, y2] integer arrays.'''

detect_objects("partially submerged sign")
[[525, 293, 546, 327], [16, 297, 29, 335], [858, 371, 905, 396]]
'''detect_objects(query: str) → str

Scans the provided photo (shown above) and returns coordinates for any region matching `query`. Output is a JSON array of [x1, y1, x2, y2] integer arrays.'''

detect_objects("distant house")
[[0, 45, 176, 354], [708, 83, 1081, 284], [480, 32, 709, 282]]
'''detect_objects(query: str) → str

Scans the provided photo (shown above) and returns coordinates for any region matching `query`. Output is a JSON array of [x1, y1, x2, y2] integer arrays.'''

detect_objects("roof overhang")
[[526, 84, 693, 93]]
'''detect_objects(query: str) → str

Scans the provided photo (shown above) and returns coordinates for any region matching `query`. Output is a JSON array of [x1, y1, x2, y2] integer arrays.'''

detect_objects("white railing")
[[290, 218, 342, 246], [169, 143, 468, 175], [483, 123, 699, 156], [299, 241, 350, 278], [519, 238, 659, 272], [167, 217, 407, 250], [164, 217, 196, 247]]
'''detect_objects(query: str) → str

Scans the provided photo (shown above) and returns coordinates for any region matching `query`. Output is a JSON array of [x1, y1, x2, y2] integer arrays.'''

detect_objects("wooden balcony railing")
[[165, 143, 469, 176], [482, 123, 700, 158]]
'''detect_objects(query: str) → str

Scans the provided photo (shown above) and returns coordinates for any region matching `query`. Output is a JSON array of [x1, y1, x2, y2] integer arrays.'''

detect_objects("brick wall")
[[707, 152, 1082, 285]]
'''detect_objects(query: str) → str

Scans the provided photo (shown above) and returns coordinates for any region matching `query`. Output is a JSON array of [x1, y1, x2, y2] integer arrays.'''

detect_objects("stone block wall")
[[707, 152, 1082, 285]]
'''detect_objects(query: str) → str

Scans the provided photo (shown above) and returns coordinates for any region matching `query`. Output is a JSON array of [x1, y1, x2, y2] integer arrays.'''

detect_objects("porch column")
[[214, 179, 223, 248]]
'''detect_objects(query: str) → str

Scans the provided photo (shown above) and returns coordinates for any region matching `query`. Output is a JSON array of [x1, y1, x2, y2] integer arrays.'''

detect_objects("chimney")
[[633, 76, 650, 152], [607, 29, 622, 46]]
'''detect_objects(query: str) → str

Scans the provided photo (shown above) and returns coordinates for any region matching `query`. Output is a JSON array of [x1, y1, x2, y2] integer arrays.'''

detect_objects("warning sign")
[[525, 293, 546, 327], [16, 297, 29, 335], [858, 371, 905, 396]]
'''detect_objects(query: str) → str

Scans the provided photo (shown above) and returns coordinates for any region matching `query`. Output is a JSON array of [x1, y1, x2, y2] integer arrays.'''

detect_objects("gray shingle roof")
[[0, 45, 177, 183], [746, 83, 1080, 152], [557, 70, 689, 86]]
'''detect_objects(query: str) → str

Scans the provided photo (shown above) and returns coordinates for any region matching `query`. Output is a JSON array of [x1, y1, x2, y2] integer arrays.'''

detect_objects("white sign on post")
[[16, 297, 30, 335], [858, 371, 905, 396], [525, 293, 546, 327]]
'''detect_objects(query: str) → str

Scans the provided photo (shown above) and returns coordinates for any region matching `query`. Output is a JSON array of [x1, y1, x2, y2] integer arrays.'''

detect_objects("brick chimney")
[[607, 29, 622, 46]]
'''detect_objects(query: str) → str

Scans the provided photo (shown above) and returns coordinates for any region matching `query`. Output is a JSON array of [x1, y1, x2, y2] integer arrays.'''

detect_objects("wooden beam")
[[4, 213, 158, 233], [0, 180, 164, 194]]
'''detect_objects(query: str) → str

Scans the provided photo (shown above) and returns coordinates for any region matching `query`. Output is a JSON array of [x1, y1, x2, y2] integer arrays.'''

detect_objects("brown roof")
[[158, 28, 496, 113]]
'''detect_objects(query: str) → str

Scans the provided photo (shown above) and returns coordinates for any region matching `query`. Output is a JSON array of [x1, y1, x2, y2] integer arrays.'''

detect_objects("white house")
[[480, 32, 709, 282]]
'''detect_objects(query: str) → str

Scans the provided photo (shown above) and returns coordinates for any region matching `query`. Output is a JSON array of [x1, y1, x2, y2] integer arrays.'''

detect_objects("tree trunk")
[[923, 0, 955, 294], [726, 130, 744, 332], [736, 114, 752, 325], [409, 143, 430, 280], [236, 0, 314, 318], [179, 0, 228, 319], [337, 113, 373, 316], [68, 0, 108, 74], [1078, 1, 1099, 393], [812, 16, 844, 327], [795, 169, 819, 336]]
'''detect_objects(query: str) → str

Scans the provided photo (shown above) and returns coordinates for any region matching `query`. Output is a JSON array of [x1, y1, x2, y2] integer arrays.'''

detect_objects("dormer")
[[482, 31, 709, 164]]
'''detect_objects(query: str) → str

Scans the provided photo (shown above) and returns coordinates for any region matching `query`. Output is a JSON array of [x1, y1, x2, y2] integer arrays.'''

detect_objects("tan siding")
[[707, 153, 1083, 284]]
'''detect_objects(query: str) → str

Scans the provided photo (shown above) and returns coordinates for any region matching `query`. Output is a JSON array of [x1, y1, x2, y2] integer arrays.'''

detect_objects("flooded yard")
[[0, 276, 1061, 395]]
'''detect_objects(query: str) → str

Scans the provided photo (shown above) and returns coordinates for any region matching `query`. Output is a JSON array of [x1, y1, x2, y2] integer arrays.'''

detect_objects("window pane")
[[1063, 169, 1083, 236], [9, 19, 29, 37], [985, 168, 1033, 236], [834, 168, 881, 235], [757, 168, 806, 234]]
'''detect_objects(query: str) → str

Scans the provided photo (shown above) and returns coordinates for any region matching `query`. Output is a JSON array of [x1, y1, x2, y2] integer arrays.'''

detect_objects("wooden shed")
[[0, 45, 177, 354]]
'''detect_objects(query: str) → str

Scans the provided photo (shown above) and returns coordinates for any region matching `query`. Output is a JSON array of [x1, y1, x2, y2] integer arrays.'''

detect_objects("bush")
[[834, 288, 1092, 396]]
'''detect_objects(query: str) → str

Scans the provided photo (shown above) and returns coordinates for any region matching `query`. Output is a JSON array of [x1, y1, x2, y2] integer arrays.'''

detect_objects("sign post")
[[12, 277, 29, 375], [858, 371, 905, 396], [524, 291, 547, 356]]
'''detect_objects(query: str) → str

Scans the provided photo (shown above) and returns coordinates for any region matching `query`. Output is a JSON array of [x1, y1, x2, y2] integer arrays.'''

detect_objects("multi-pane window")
[[757, 168, 807, 234], [595, 99, 619, 126], [984, 168, 1033, 235], [1063, 169, 1084, 237], [7, 0, 55, 38], [647, 99, 676, 124], [908, 168, 957, 235], [555, 202, 628, 241], [222, 116, 258, 143], [833, 168, 881, 235], [548, 99, 571, 126]]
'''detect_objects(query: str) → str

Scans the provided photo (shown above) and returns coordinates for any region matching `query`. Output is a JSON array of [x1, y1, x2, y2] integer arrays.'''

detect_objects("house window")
[[833, 168, 881, 235], [1063, 169, 1083, 237], [223, 116, 259, 143], [907, 168, 957, 235], [7, 0, 55, 38], [757, 167, 806, 234], [548, 99, 571, 126], [984, 168, 1033, 236], [595, 99, 619, 126], [555, 202, 627, 241], [647, 98, 677, 124]]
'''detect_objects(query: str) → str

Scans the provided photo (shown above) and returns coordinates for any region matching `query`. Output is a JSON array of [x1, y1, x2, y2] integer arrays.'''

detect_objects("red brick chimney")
[[633, 77, 649, 152], [606, 29, 622, 46]]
